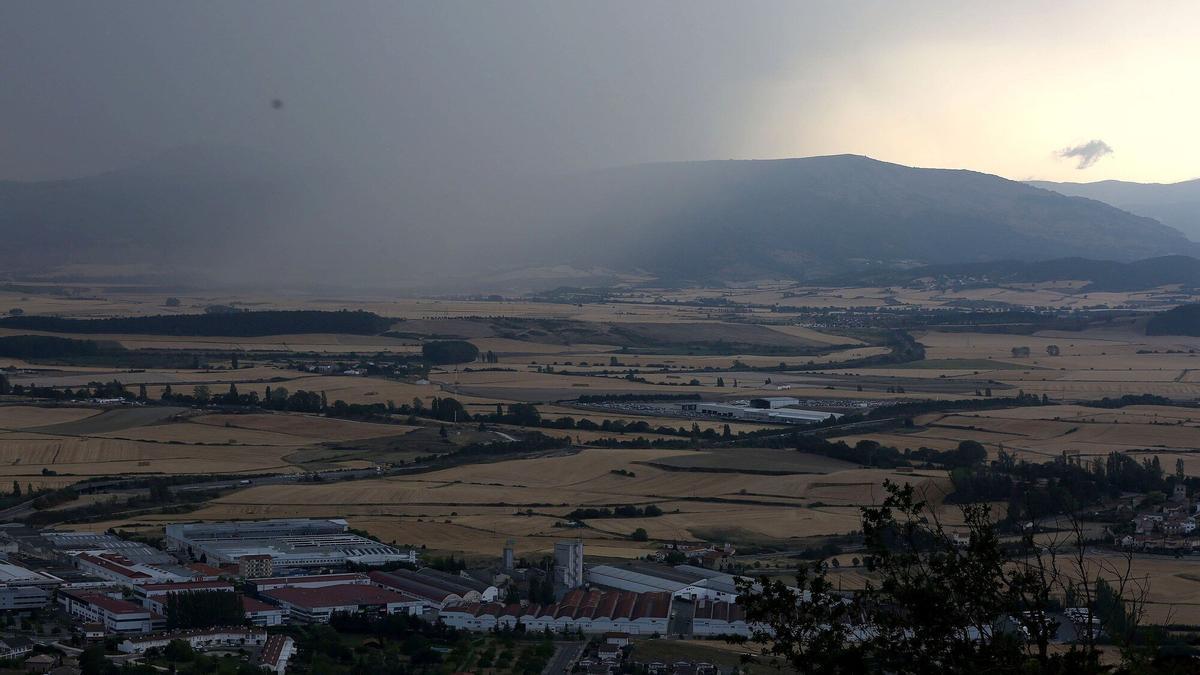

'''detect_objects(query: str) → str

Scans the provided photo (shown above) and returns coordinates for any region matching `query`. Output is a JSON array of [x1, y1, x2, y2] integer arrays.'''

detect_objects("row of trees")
[[566, 504, 664, 520], [0, 309, 392, 337], [948, 449, 1185, 524], [164, 590, 246, 630]]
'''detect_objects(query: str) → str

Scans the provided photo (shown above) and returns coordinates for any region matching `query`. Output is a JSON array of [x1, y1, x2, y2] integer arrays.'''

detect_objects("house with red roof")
[[243, 596, 286, 626], [260, 634, 296, 674], [58, 590, 163, 633], [261, 583, 417, 623]]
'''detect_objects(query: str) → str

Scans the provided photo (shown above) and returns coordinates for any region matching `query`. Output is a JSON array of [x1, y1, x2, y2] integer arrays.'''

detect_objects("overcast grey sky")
[[4, 1, 1199, 183]]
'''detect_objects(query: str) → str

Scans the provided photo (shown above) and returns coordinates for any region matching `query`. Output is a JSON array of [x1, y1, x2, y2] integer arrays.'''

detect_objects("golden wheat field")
[[82, 448, 948, 556], [841, 403, 1200, 466], [0, 405, 431, 482], [0, 405, 102, 429]]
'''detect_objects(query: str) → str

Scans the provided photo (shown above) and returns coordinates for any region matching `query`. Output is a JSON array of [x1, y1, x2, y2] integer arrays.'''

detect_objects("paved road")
[[542, 641, 585, 675], [0, 497, 41, 521], [169, 466, 390, 493]]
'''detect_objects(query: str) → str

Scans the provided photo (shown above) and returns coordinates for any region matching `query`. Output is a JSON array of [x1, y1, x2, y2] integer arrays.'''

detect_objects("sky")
[[3, 1, 1200, 185]]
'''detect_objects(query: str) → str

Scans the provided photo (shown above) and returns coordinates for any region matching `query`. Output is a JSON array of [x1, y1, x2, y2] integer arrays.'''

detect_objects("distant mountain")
[[3, 149, 1195, 286], [541, 155, 1197, 281], [1027, 178, 1200, 242], [0, 145, 295, 277], [827, 255, 1200, 292]]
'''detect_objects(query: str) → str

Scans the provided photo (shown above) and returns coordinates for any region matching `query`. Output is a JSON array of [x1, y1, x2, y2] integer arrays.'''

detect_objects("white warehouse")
[[683, 402, 841, 425]]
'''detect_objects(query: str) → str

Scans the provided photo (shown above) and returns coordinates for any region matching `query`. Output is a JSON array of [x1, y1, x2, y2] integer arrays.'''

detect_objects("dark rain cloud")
[[1057, 139, 1113, 169]]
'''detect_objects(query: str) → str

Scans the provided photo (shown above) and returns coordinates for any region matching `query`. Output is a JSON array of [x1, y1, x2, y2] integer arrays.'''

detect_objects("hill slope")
[[1028, 178, 1200, 242], [1146, 304, 1200, 336], [542, 155, 1195, 280], [0, 145, 297, 278]]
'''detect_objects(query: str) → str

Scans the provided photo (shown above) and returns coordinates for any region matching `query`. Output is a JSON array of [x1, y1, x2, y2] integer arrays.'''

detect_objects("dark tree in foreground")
[[735, 481, 1158, 675]]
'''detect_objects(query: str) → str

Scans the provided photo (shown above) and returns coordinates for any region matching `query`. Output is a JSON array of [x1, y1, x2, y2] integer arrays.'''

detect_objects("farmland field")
[[77, 447, 946, 556], [5, 281, 1200, 626]]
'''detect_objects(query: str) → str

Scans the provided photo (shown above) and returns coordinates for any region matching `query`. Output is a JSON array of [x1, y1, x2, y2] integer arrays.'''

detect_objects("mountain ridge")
[[2, 146, 1195, 285], [538, 154, 1196, 280], [1028, 177, 1200, 242]]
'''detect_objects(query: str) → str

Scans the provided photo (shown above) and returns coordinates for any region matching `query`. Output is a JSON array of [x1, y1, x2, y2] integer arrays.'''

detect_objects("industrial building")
[[587, 563, 745, 603], [243, 596, 287, 626], [749, 396, 801, 409], [0, 562, 61, 611], [554, 539, 584, 592], [0, 585, 51, 612], [249, 573, 372, 594], [58, 590, 163, 633], [368, 568, 495, 614], [439, 588, 672, 635], [73, 552, 195, 587], [39, 531, 177, 565], [0, 562, 61, 591], [163, 518, 418, 569], [261, 583, 417, 623], [418, 567, 499, 601], [690, 598, 750, 637], [682, 401, 841, 425]]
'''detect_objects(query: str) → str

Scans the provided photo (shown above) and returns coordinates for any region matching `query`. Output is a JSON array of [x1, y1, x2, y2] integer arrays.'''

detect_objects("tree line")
[[0, 309, 392, 336], [566, 504, 664, 520]]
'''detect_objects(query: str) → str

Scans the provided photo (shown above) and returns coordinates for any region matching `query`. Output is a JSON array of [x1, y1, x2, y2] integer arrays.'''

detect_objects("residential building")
[[117, 627, 267, 654], [237, 554, 273, 579], [260, 634, 296, 674], [0, 637, 33, 661], [604, 632, 630, 647], [22, 653, 57, 673]]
